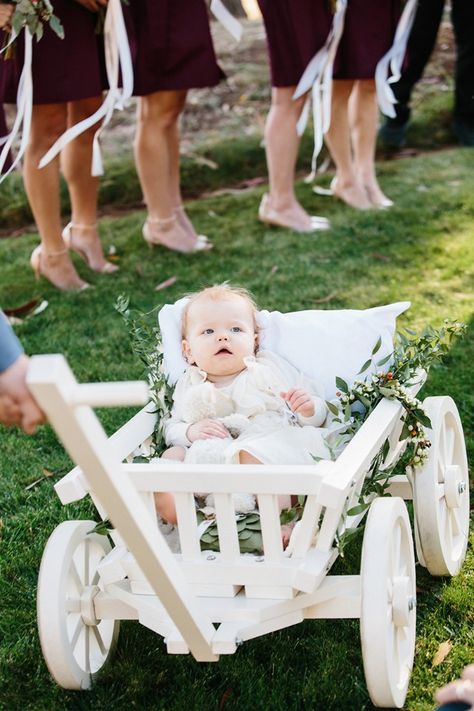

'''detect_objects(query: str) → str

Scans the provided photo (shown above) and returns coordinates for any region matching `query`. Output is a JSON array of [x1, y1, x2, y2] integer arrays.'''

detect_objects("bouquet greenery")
[[1, 0, 63, 58]]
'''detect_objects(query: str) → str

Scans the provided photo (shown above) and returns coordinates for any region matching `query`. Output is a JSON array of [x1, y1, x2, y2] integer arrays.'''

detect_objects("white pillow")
[[158, 300, 410, 398]]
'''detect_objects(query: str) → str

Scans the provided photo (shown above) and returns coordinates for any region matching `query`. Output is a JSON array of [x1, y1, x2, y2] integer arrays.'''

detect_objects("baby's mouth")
[[216, 347, 232, 355]]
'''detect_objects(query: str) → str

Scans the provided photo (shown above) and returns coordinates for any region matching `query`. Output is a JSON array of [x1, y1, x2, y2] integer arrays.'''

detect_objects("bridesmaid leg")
[[166, 100, 209, 244], [23, 103, 88, 291], [262, 87, 329, 232], [134, 90, 198, 252], [325, 80, 371, 209], [61, 97, 118, 273], [350, 79, 393, 208]]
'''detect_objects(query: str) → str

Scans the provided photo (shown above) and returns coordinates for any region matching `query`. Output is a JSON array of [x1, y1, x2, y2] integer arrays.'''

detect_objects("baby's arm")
[[164, 376, 229, 446], [267, 352, 327, 426]]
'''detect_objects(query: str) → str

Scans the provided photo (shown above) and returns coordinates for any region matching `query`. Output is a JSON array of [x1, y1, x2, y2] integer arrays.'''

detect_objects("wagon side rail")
[[28, 354, 218, 662], [313, 371, 426, 554]]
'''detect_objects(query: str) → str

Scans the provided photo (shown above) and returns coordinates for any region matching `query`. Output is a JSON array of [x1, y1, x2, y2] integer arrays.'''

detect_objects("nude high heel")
[[174, 205, 212, 250], [30, 245, 90, 292], [142, 214, 211, 253], [62, 222, 118, 274], [258, 193, 330, 232]]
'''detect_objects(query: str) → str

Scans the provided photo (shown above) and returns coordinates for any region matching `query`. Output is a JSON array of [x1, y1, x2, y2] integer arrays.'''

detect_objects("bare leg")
[[262, 87, 329, 231], [134, 90, 198, 252], [60, 97, 118, 273], [350, 80, 393, 207], [325, 80, 372, 210], [239, 450, 294, 548], [153, 446, 185, 524], [23, 104, 88, 291]]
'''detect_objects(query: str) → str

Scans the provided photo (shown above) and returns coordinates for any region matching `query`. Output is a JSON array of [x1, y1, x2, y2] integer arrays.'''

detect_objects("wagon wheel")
[[37, 520, 120, 690], [413, 396, 469, 576], [360, 498, 416, 709]]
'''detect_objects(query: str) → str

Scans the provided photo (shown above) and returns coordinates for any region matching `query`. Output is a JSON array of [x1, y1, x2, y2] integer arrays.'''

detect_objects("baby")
[[155, 284, 329, 546]]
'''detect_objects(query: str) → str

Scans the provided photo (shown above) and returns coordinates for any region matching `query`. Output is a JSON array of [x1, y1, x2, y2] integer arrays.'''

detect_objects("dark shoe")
[[453, 120, 474, 147], [379, 120, 407, 149]]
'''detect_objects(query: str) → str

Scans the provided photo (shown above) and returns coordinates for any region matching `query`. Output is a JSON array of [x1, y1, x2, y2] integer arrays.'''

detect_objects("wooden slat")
[[213, 493, 240, 560], [257, 494, 283, 561], [288, 496, 322, 558], [174, 493, 200, 559]]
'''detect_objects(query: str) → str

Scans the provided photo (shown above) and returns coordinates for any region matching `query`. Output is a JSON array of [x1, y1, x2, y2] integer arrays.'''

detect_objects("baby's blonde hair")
[[181, 283, 259, 339]]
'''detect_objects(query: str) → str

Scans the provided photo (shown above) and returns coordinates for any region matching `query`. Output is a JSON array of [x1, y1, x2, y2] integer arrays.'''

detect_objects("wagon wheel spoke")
[[391, 523, 402, 576], [444, 507, 453, 554], [84, 626, 91, 673], [445, 425, 455, 464], [91, 624, 107, 657], [91, 570, 100, 586], [69, 614, 83, 651], [70, 560, 83, 594], [450, 507, 462, 538], [83, 539, 90, 586], [435, 482, 445, 501]]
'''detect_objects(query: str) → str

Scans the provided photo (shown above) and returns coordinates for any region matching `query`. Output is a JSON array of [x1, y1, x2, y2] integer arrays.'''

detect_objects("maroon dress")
[[333, 0, 402, 79], [0, 0, 105, 105], [258, 0, 402, 86], [127, 0, 223, 96], [257, 0, 332, 87], [0, 105, 12, 173]]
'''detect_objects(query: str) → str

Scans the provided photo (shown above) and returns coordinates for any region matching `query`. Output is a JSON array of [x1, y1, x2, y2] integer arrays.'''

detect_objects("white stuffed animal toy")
[[182, 383, 256, 513]]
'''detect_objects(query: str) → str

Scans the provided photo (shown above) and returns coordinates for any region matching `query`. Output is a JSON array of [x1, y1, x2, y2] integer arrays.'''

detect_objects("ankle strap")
[[146, 214, 177, 227], [70, 222, 98, 230], [43, 247, 68, 257]]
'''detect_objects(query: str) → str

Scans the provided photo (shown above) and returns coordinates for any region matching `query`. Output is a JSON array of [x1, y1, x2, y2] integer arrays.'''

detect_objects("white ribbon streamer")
[[210, 0, 243, 42], [38, 0, 133, 176], [375, 0, 418, 118], [293, 0, 347, 181], [0, 29, 32, 182]]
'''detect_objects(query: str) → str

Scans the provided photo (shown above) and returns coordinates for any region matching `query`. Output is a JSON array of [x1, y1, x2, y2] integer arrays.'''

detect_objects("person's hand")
[[0, 4, 14, 29], [436, 665, 474, 710], [281, 388, 315, 418], [187, 419, 230, 442], [74, 0, 108, 12], [0, 354, 46, 434], [0, 394, 21, 427]]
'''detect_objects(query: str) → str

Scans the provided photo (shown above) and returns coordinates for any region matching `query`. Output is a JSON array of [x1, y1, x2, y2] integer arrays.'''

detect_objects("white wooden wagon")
[[27, 304, 470, 708]]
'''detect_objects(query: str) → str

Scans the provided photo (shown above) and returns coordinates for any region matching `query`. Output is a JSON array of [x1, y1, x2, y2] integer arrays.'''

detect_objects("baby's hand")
[[0, 4, 14, 29], [281, 389, 315, 418], [187, 419, 230, 442]]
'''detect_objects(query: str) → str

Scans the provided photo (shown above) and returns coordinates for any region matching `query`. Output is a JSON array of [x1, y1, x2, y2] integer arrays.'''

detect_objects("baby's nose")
[[218, 332, 229, 340]]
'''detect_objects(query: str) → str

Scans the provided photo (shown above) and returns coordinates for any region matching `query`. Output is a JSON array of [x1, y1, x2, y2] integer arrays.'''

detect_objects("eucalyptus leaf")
[[357, 358, 372, 374], [335, 376, 349, 393], [371, 336, 382, 356]]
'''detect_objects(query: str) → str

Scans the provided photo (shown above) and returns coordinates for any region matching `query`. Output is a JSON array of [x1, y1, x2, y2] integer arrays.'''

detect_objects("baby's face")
[[183, 296, 257, 381]]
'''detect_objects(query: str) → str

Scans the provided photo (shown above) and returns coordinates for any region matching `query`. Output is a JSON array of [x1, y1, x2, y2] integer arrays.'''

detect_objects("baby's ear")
[[254, 332, 259, 354], [182, 339, 193, 365]]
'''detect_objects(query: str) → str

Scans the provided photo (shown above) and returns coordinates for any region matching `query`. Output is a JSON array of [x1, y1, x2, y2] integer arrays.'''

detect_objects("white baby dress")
[[164, 350, 330, 466]]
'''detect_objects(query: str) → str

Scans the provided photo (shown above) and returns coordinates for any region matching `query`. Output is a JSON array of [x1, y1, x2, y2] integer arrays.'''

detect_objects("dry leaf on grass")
[[155, 275, 177, 292], [314, 291, 337, 304], [432, 640, 452, 666]]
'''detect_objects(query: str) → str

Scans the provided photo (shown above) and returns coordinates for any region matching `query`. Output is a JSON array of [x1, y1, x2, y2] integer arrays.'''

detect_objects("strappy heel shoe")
[[174, 205, 212, 250], [258, 193, 330, 232], [363, 184, 394, 209], [328, 178, 372, 210], [30, 246, 90, 292], [142, 214, 211, 253], [62, 222, 118, 274]]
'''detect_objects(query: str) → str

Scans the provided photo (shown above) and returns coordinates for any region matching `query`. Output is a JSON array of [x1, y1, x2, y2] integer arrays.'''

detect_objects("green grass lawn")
[[0, 148, 473, 710]]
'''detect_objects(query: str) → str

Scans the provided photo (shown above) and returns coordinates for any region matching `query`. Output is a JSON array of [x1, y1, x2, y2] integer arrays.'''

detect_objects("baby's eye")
[[203, 328, 214, 335], [230, 326, 242, 333]]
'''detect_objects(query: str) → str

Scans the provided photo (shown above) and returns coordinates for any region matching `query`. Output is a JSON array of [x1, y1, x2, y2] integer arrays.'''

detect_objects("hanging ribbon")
[[0, 28, 33, 183], [210, 0, 243, 42], [38, 0, 133, 176], [375, 0, 418, 118], [293, 0, 347, 181]]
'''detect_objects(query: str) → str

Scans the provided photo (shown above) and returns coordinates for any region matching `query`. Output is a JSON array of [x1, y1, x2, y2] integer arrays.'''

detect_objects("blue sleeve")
[[0, 311, 24, 373]]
